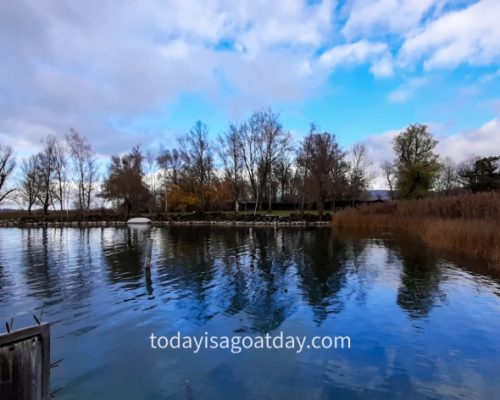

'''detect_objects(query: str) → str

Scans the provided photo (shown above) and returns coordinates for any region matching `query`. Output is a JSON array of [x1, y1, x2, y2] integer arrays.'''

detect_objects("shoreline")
[[0, 219, 332, 228], [0, 211, 334, 228]]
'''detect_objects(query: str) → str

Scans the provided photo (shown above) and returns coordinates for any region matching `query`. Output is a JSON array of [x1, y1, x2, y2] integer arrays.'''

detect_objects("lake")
[[1, 226, 499, 399]]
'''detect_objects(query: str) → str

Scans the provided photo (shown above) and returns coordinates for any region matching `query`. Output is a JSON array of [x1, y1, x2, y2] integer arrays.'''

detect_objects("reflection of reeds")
[[332, 192, 500, 267]]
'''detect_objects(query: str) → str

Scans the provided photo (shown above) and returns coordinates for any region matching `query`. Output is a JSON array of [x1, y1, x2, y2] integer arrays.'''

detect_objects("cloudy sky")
[[1, 0, 500, 176]]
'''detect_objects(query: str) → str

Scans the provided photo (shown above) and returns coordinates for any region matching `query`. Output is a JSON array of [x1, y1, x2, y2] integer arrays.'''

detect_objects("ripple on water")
[[0, 226, 499, 400]]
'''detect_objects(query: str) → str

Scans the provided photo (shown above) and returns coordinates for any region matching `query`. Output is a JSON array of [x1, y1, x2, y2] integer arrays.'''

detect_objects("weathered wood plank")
[[0, 323, 50, 400]]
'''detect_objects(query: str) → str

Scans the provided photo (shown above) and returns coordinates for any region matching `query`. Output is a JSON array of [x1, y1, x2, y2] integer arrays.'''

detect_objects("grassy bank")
[[332, 192, 500, 267], [0, 209, 332, 227]]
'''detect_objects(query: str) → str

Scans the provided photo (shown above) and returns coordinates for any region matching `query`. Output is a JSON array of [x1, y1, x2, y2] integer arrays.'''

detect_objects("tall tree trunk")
[[300, 184, 305, 216], [267, 186, 272, 212], [234, 187, 239, 213], [126, 200, 132, 218], [60, 191, 64, 211], [87, 184, 92, 213], [318, 196, 324, 218], [253, 191, 259, 216]]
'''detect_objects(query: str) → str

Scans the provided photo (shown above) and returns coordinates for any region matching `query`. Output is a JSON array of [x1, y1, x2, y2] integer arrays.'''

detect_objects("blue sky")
[[1, 0, 500, 171]]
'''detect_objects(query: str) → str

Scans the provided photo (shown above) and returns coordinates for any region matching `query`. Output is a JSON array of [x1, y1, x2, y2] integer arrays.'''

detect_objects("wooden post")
[[0, 323, 50, 400], [144, 238, 153, 269]]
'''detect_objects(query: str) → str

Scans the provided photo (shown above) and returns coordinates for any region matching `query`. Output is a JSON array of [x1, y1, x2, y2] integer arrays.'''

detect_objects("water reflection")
[[22, 228, 61, 301], [149, 228, 352, 331], [102, 227, 148, 284], [395, 243, 446, 319], [0, 227, 499, 399], [295, 231, 349, 325], [0, 258, 11, 302], [1, 227, 498, 328]]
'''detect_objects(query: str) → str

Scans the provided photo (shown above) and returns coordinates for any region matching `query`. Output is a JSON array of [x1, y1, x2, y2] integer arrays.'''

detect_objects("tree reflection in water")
[[1, 226, 500, 399]]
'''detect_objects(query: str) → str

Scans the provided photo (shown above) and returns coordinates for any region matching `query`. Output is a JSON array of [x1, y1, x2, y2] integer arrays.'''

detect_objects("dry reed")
[[333, 192, 500, 267]]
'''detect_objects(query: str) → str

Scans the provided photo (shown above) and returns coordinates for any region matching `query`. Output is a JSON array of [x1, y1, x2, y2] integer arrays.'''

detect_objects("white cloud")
[[342, 0, 500, 73], [363, 129, 399, 164], [363, 120, 500, 167], [232, 0, 335, 55], [399, 0, 500, 70], [2, 0, 500, 162], [161, 39, 191, 60], [360, 128, 400, 189], [361, 118, 500, 188], [319, 40, 390, 70], [0, 0, 336, 156], [342, 0, 445, 38], [437, 118, 500, 161], [387, 77, 428, 103], [370, 56, 394, 77]]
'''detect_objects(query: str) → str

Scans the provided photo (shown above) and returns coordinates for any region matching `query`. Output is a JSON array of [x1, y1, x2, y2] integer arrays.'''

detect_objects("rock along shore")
[[0, 220, 331, 228], [0, 213, 333, 228]]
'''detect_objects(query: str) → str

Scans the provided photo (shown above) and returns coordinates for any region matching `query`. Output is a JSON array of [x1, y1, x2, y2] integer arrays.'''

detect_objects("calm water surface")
[[1, 227, 499, 399]]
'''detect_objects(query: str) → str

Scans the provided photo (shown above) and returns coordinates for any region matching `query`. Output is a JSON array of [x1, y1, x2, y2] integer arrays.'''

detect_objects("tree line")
[[381, 123, 500, 199], [100, 109, 375, 216], [0, 109, 499, 216], [0, 131, 98, 215]]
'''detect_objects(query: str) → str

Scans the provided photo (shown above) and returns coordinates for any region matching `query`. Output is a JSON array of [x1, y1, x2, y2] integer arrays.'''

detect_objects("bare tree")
[[66, 130, 98, 212], [273, 154, 293, 202], [36, 136, 58, 215], [86, 157, 98, 210], [256, 110, 292, 212], [53, 138, 68, 211], [347, 143, 375, 203], [435, 157, 458, 195], [237, 109, 292, 214], [145, 150, 160, 212], [0, 144, 16, 204], [297, 124, 348, 217], [293, 154, 309, 213], [287, 166, 305, 211], [381, 161, 397, 200], [102, 146, 149, 215], [157, 148, 183, 212], [217, 124, 243, 212], [158, 148, 182, 187], [17, 156, 40, 214], [179, 121, 214, 211], [237, 120, 260, 213]]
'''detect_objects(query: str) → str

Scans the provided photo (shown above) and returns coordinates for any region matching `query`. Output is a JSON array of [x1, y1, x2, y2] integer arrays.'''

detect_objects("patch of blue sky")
[[148, 93, 229, 138], [282, 66, 401, 144], [109, 52, 500, 151], [215, 39, 237, 52], [284, 63, 500, 144]]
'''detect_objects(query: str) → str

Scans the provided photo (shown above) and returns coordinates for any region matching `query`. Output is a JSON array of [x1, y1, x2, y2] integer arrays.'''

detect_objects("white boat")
[[127, 217, 152, 224]]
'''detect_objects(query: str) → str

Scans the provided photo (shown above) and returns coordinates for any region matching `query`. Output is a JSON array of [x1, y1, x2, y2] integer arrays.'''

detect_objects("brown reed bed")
[[332, 192, 500, 267]]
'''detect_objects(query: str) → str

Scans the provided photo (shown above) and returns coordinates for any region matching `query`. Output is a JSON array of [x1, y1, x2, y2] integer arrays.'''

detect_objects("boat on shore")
[[127, 217, 152, 224]]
